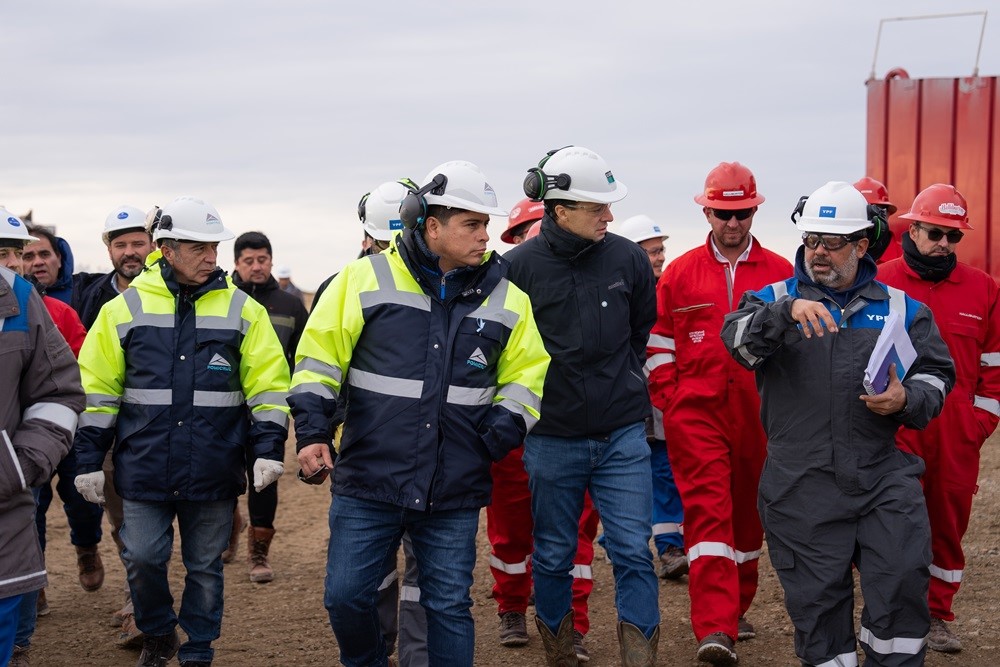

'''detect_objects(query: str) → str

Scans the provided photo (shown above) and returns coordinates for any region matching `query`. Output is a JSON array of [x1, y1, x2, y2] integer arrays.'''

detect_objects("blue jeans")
[[524, 422, 660, 637], [650, 438, 684, 553], [121, 498, 234, 664], [35, 448, 103, 550], [0, 594, 22, 664], [324, 495, 478, 667]]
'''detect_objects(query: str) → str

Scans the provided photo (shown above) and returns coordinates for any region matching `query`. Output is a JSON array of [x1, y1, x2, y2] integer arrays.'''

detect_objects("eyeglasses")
[[801, 232, 862, 251], [712, 208, 753, 222], [563, 203, 611, 216], [914, 223, 964, 244], [371, 238, 391, 252]]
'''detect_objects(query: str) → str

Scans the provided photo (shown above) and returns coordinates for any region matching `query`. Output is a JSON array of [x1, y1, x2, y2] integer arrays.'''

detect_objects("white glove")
[[253, 459, 284, 492], [74, 471, 106, 504]]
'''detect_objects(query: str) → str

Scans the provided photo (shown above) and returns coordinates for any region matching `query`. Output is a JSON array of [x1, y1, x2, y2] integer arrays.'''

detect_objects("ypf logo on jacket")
[[207, 353, 232, 372]]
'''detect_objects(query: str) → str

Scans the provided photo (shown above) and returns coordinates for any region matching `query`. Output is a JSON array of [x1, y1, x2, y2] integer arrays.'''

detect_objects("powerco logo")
[[467, 347, 488, 370], [207, 353, 232, 372]]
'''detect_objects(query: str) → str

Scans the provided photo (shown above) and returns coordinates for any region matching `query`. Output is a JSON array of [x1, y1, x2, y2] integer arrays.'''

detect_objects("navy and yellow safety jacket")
[[73, 254, 290, 501], [289, 229, 550, 511]]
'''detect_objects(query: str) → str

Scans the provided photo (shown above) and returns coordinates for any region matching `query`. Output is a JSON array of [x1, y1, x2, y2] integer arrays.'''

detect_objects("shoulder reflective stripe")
[[815, 652, 859, 667], [197, 290, 251, 334], [770, 281, 789, 300], [289, 381, 338, 400], [446, 385, 495, 406], [858, 626, 926, 656], [885, 286, 907, 319], [86, 393, 121, 410], [348, 369, 423, 398], [2, 430, 25, 491], [247, 391, 290, 408], [652, 522, 682, 536], [489, 554, 529, 575], [686, 541, 736, 563], [117, 289, 173, 338], [0, 569, 47, 589], [497, 398, 539, 431], [910, 373, 947, 397], [369, 253, 394, 290], [79, 411, 117, 429], [193, 390, 244, 407], [974, 396, 1000, 418], [648, 334, 674, 349], [467, 280, 520, 330], [645, 353, 675, 372], [251, 408, 290, 428], [734, 548, 761, 564], [361, 254, 432, 312], [498, 383, 542, 413], [123, 388, 172, 404], [929, 563, 964, 583], [981, 352, 1000, 367], [22, 402, 79, 434], [400, 585, 421, 602], [377, 569, 397, 592], [294, 357, 344, 384], [570, 564, 593, 580]]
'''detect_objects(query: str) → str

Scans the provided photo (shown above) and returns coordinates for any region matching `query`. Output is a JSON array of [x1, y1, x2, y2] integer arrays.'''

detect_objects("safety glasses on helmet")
[[712, 208, 753, 222], [914, 223, 963, 244], [563, 202, 611, 216], [801, 232, 864, 251]]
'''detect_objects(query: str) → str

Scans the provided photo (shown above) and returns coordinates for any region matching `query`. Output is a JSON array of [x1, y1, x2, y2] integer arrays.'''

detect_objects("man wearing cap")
[[73, 196, 291, 667], [290, 162, 549, 666], [505, 146, 660, 666], [615, 214, 686, 581], [646, 162, 791, 664], [878, 184, 1000, 653], [721, 181, 954, 667]]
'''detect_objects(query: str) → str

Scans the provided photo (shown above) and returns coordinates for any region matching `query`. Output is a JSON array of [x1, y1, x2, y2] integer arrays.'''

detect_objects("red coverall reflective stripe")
[[878, 258, 1000, 621], [647, 235, 791, 641], [487, 445, 599, 634]]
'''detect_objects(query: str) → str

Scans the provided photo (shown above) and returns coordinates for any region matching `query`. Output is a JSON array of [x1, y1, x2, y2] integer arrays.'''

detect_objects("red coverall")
[[878, 258, 1000, 620], [487, 445, 599, 634], [647, 235, 791, 641], [44, 295, 87, 356]]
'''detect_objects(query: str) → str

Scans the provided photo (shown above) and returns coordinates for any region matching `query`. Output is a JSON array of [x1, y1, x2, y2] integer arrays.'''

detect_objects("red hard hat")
[[524, 220, 542, 240], [694, 162, 765, 210], [501, 198, 545, 244], [899, 183, 972, 230], [853, 177, 897, 215]]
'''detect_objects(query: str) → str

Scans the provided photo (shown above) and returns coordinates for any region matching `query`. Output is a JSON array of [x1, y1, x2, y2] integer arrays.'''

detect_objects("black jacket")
[[504, 214, 656, 437], [72, 271, 119, 330], [232, 272, 309, 369]]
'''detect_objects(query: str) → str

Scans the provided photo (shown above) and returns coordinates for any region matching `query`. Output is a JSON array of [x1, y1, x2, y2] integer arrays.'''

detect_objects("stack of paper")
[[863, 310, 917, 395]]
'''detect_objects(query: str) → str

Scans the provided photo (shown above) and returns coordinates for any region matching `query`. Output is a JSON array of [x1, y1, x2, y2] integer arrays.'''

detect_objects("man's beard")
[[114, 255, 144, 280], [806, 246, 858, 289]]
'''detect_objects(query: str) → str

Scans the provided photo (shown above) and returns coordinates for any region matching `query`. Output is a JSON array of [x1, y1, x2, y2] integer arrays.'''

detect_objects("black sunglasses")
[[713, 208, 753, 222], [801, 232, 863, 251], [915, 223, 964, 244]]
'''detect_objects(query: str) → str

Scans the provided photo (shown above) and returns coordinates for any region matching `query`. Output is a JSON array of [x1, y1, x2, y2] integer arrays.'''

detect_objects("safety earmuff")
[[864, 203, 893, 262], [522, 146, 573, 201], [789, 195, 809, 225], [398, 174, 448, 229]]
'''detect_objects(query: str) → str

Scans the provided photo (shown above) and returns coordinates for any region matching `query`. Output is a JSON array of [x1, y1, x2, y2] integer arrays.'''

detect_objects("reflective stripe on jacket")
[[73, 259, 290, 501]]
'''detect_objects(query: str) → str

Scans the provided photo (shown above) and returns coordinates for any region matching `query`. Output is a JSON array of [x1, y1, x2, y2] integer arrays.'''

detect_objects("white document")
[[863, 310, 918, 395]]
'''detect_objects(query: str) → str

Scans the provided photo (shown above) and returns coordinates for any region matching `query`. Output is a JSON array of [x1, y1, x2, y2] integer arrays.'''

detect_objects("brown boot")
[[247, 526, 275, 583], [618, 621, 659, 667], [535, 612, 579, 667], [221, 509, 245, 563], [76, 545, 105, 591]]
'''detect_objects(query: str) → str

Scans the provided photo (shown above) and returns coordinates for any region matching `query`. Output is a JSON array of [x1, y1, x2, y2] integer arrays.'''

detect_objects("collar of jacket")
[[900, 230, 958, 282], [396, 227, 499, 302], [539, 213, 603, 261], [793, 245, 880, 307], [154, 257, 229, 299], [232, 270, 279, 298]]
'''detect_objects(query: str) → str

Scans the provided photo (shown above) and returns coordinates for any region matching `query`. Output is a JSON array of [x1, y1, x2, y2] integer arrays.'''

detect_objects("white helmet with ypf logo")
[[154, 196, 235, 243], [794, 181, 873, 235], [0, 207, 38, 245], [102, 205, 149, 245], [616, 214, 668, 244], [358, 180, 415, 241]]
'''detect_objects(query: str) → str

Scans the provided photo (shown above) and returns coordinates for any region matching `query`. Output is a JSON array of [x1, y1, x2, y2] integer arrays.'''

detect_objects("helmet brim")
[[694, 194, 765, 209], [897, 212, 973, 230], [795, 219, 872, 235], [545, 181, 628, 205], [154, 227, 236, 243]]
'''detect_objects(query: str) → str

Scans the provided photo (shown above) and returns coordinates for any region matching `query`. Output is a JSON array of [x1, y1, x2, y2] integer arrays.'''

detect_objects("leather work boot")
[[247, 526, 276, 583], [137, 630, 179, 667], [535, 612, 579, 666], [618, 621, 659, 667], [9, 645, 29, 667], [221, 509, 246, 563], [573, 630, 590, 662], [76, 545, 105, 591], [36, 589, 49, 617], [737, 615, 756, 640], [697, 631, 738, 665], [658, 545, 689, 580], [498, 611, 529, 646], [927, 617, 962, 653]]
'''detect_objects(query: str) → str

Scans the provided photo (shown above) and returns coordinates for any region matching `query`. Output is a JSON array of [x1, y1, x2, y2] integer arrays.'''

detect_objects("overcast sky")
[[3, 1, 998, 289]]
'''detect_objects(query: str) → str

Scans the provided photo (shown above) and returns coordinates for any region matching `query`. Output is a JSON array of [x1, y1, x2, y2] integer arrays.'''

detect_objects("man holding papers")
[[879, 184, 1000, 654], [720, 181, 955, 667]]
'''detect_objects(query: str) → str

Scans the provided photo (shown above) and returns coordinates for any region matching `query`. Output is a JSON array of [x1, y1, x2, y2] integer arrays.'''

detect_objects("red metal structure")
[[864, 12, 998, 276]]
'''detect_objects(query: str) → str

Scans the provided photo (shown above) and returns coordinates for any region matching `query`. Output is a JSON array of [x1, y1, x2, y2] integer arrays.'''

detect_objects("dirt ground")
[[28, 430, 1000, 666]]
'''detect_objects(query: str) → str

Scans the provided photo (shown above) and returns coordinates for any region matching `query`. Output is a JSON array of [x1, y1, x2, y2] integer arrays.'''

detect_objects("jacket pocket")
[[0, 429, 27, 501]]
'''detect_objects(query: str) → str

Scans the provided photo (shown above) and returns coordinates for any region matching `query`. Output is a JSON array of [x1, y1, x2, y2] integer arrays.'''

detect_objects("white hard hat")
[[360, 181, 412, 241], [0, 207, 38, 244], [528, 146, 628, 204], [274, 265, 292, 279], [154, 196, 235, 243], [616, 214, 668, 244], [422, 161, 508, 217], [795, 181, 873, 235], [102, 205, 149, 245]]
